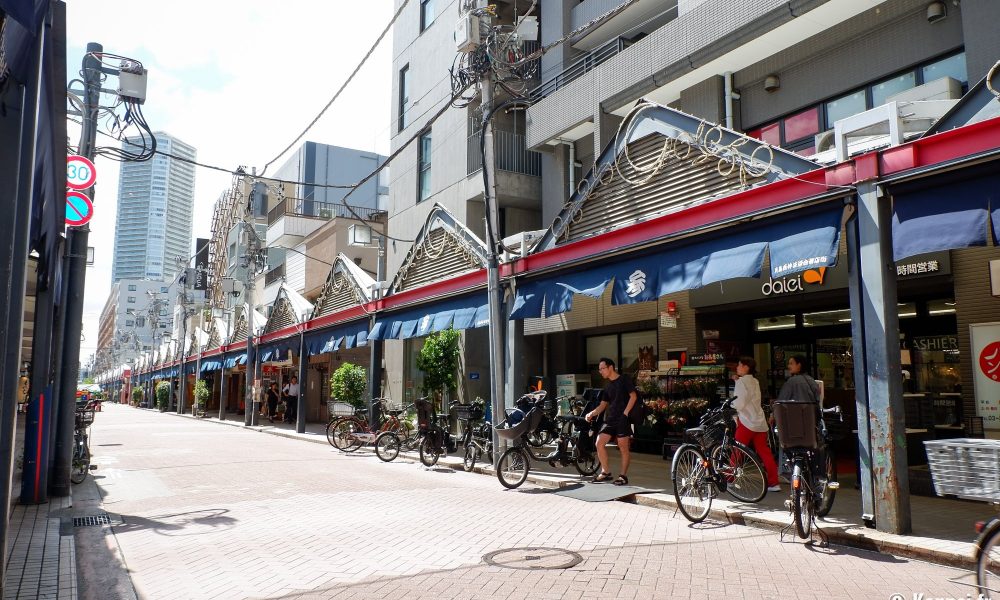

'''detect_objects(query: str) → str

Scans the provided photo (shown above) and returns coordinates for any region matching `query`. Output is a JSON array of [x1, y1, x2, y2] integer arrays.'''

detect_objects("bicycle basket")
[[924, 438, 1000, 501], [773, 400, 819, 449], [327, 401, 355, 417], [75, 409, 95, 429], [454, 404, 483, 421]]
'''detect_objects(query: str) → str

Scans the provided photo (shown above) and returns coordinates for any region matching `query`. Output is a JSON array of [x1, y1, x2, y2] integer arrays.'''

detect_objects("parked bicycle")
[[772, 399, 841, 540], [326, 398, 412, 452], [671, 396, 768, 523], [71, 403, 96, 484], [494, 391, 600, 489], [457, 398, 493, 471]]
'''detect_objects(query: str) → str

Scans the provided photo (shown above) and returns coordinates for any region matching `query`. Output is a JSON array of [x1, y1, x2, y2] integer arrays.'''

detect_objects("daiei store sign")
[[690, 251, 951, 307]]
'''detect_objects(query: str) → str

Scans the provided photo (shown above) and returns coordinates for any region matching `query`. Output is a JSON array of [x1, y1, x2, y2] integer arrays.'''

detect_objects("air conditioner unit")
[[814, 130, 836, 153]]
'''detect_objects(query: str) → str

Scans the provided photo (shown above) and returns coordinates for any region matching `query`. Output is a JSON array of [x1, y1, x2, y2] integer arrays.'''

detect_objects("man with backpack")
[[585, 357, 640, 486]]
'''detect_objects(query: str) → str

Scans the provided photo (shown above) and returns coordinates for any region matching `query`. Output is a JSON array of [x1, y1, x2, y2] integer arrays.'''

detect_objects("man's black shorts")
[[599, 418, 632, 438]]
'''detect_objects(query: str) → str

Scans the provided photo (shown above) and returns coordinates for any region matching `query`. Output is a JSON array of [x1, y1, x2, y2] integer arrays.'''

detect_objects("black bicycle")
[[457, 398, 493, 471], [671, 397, 768, 523], [415, 397, 458, 467], [772, 399, 841, 540], [71, 404, 96, 484], [494, 391, 599, 489]]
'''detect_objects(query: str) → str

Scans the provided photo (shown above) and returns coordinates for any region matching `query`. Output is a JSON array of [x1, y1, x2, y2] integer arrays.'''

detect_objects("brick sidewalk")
[[91, 404, 973, 600], [3, 413, 78, 600]]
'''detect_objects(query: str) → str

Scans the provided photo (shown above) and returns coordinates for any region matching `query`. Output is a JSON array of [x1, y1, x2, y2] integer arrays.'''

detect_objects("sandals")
[[613, 474, 629, 486], [593, 472, 613, 483]]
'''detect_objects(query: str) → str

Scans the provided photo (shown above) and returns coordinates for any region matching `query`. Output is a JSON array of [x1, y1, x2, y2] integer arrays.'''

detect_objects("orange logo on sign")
[[802, 267, 827, 285]]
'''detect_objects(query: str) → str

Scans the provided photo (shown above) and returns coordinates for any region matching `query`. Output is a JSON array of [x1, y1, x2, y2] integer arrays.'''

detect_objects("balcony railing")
[[467, 129, 542, 177], [264, 262, 285, 287], [266, 198, 385, 227], [528, 36, 633, 101]]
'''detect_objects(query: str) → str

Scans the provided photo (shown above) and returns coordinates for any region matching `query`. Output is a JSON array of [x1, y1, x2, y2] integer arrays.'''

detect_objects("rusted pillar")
[[847, 181, 911, 534]]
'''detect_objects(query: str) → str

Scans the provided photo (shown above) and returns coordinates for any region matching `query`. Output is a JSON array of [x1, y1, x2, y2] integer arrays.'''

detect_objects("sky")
[[67, 1, 394, 365]]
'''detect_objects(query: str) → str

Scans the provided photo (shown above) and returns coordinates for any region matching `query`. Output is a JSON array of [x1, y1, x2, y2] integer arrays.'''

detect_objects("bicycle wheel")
[[815, 450, 838, 518], [792, 463, 813, 539], [571, 438, 600, 476], [496, 447, 530, 489], [333, 418, 364, 453], [463, 444, 479, 472], [70, 444, 90, 484], [419, 432, 441, 467], [711, 441, 767, 503], [374, 432, 400, 462], [325, 419, 340, 447], [976, 523, 1000, 597], [671, 444, 712, 523]]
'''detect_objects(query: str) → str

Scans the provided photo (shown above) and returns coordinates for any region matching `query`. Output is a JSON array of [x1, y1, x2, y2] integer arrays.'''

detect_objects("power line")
[[259, 0, 411, 176]]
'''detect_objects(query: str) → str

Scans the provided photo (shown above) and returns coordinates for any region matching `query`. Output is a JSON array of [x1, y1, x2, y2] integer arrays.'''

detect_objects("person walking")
[[265, 382, 280, 423], [778, 355, 820, 403], [283, 375, 300, 424], [731, 357, 781, 492], [585, 358, 637, 486]]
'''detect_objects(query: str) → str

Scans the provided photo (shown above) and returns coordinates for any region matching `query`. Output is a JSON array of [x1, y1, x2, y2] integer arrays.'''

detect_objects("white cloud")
[[69, 1, 394, 362]]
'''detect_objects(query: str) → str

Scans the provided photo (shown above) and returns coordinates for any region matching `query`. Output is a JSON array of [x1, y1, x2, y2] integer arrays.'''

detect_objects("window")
[[161, 286, 168, 293], [870, 71, 916, 107], [399, 65, 410, 132], [782, 107, 820, 143], [417, 131, 432, 202], [125, 320, 134, 327], [136, 316, 146, 328], [127, 296, 136, 303], [128, 284, 137, 291], [420, 0, 435, 31], [922, 53, 967, 86], [824, 90, 866, 130]]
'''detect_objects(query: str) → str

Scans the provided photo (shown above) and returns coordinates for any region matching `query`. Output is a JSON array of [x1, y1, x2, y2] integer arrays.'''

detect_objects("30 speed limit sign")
[[67, 155, 97, 190]]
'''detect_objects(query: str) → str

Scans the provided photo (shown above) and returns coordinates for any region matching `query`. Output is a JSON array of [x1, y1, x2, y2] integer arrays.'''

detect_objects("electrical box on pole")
[[455, 13, 481, 52]]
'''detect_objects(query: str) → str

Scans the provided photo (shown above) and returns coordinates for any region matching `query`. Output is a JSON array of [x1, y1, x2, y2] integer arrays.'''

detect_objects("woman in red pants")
[[732, 357, 780, 492]]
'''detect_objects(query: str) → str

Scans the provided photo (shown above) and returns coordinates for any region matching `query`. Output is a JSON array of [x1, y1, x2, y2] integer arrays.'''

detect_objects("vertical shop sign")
[[970, 322, 1000, 431]]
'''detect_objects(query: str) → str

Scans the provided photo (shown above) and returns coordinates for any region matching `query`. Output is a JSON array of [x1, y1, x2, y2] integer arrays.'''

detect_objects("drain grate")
[[73, 514, 113, 527], [483, 547, 583, 570]]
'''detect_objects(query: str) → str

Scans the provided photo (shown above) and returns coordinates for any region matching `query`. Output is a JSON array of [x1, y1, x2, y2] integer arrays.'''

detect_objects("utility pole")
[[242, 214, 262, 427], [367, 233, 386, 430], [480, 69, 507, 463], [51, 41, 101, 496]]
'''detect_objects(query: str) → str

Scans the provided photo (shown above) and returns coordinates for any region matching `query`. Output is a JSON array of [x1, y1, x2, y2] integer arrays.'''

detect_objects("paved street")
[[81, 404, 972, 600]]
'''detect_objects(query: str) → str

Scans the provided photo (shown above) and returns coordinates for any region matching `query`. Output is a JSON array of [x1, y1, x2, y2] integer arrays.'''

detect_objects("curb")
[[161, 409, 976, 570]]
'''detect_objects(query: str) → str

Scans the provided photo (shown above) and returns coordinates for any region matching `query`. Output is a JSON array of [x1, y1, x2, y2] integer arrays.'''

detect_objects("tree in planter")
[[194, 379, 211, 415], [155, 381, 171, 411], [130, 386, 144, 407], [330, 363, 367, 410], [416, 328, 461, 407]]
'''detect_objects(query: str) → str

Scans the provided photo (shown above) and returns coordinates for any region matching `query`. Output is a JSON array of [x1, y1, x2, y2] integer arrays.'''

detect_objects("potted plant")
[[155, 381, 170, 412], [130, 386, 144, 407], [193, 379, 210, 417], [330, 363, 367, 410], [416, 328, 461, 408]]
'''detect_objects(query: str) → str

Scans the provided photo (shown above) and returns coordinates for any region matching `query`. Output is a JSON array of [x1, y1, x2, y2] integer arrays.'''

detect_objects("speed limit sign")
[[67, 155, 97, 190]]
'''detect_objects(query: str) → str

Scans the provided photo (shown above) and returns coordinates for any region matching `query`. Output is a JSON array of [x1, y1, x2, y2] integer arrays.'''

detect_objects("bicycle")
[[671, 397, 768, 523], [326, 399, 411, 452], [494, 391, 600, 489], [457, 398, 493, 471], [772, 399, 841, 541], [71, 404, 96, 484]]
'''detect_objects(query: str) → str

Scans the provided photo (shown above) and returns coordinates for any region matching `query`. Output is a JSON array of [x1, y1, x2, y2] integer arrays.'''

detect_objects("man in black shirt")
[[585, 357, 637, 485]]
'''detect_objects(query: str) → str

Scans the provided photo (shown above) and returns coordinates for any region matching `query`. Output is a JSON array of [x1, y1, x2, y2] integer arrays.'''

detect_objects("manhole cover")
[[482, 547, 583, 570], [73, 514, 113, 527]]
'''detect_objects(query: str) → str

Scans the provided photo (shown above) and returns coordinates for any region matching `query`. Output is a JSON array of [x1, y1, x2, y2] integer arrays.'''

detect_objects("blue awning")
[[200, 359, 222, 373], [891, 172, 999, 260], [368, 293, 490, 340], [510, 206, 843, 319], [305, 320, 369, 355], [258, 337, 296, 363], [223, 352, 245, 369]]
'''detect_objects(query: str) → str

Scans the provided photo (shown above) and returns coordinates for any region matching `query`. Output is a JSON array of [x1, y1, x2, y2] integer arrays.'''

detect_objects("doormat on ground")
[[552, 483, 663, 502]]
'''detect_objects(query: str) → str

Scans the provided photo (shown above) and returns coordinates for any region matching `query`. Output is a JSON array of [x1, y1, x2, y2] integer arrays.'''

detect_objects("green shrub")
[[155, 381, 171, 411], [416, 328, 461, 402], [330, 363, 367, 409], [194, 379, 210, 408], [131, 386, 144, 405]]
